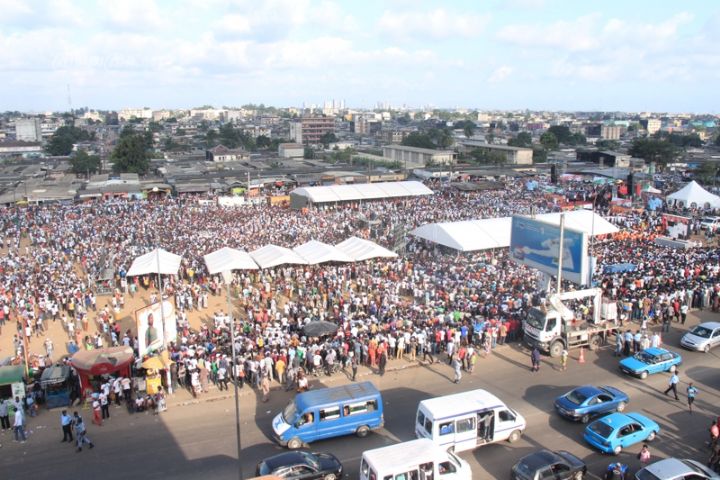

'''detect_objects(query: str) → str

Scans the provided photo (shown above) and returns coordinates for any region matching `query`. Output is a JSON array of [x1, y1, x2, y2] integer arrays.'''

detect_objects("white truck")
[[523, 288, 619, 357]]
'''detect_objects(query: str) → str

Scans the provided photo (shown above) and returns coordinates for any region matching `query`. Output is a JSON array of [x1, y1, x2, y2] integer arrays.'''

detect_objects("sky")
[[1, 0, 719, 113]]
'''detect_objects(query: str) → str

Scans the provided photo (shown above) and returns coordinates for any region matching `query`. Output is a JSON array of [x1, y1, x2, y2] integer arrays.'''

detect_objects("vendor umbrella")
[[302, 320, 339, 337]]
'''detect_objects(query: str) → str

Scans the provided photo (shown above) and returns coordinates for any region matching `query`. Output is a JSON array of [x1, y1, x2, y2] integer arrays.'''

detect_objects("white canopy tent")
[[250, 244, 308, 269], [203, 247, 258, 274], [126, 248, 182, 277], [410, 210, 619, 252], [666, 181, 720, 209], [293, 240, 354, 265], [335, 236, 399, 261], [290, 181, 433, 206]]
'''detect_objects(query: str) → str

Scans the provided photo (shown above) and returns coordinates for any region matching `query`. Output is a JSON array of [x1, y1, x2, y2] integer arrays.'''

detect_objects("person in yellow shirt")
[[275, 357, 286, 385]]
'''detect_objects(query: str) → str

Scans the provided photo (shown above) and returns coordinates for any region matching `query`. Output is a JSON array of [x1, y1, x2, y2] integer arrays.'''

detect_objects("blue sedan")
[[554, 385, 629, 423], [584, 412, 659, 455], [619, 347, 682, 379]]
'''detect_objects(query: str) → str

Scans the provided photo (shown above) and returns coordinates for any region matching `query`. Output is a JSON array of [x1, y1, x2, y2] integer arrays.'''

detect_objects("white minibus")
[[415, 389, 526, 452], [360, 438, 472, 480]]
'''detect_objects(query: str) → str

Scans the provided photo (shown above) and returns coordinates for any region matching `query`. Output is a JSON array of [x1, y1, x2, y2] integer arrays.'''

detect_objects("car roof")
[[596, 412, 633, 428], [642, 458, 695, 477], [694, 321, 720, 329], [643, 347, 669, 356], [261, 451, 313, 470], [295, 381, 379, 411], [573, 385, 603, 397], [519, 450, 562, 470]]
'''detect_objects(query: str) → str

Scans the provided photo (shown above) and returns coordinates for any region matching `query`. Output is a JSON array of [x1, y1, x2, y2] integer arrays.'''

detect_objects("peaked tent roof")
[[203, 247, 258, 274], [335, 236, 399, 261], [410, 210, 618, 252], [290, 181, 433, 204], [250, 244, 308, 269], [127, 248, 182, 276], [293, 240, 354, 265], [666, 180, 720, 208]]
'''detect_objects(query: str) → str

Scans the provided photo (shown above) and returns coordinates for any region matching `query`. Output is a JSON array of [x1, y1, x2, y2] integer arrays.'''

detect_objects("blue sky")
[[0, 0, 718, 112]]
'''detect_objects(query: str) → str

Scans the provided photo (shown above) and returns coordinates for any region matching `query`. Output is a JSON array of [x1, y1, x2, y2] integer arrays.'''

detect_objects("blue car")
[[619, 347, 682, 379], [554, 385, 629, 423], [584, 412, 659, 455]]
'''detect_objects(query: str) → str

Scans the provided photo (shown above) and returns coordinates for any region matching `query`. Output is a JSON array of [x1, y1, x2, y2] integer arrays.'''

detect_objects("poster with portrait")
[[135, 300, 177, 357]]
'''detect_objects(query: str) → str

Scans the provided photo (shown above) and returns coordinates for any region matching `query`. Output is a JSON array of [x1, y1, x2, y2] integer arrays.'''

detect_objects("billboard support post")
[[556, 213, 565, 294]]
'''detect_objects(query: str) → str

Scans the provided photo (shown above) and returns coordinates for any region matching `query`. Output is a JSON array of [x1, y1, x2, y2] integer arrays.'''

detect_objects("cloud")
[[487, 65, 513, 83], [99, 0, 168, 31], [378, 8, 491, 39]]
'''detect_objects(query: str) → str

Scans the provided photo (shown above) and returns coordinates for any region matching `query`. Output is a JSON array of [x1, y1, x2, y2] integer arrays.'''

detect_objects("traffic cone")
[[578, 347, 585, 363]]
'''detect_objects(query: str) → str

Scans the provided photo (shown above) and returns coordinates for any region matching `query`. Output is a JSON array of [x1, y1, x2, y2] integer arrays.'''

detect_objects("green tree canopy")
[[628, 138, 678, 168], [402, 132, 436, 149], [507, 132, 532, 148], [112, 134, 151, 174], [45, 126, 93, 156], [540, 131, 559, 151], [319, 131, 338, 147], [303, 147, 315, 159], [256, 135, 272, 149], [69, 150, 101, 176]]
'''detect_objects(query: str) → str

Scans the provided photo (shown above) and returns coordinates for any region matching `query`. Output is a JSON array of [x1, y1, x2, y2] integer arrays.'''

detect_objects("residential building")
[[290, 116, 335, 144], [381, 145, 456, 168], [205, 145, 249, 162], [600, 125, 622, 140], [576, 149, 631, 168], [457, 140, 533, 165], [278, 143, 305, 159], [381, 130, 410, 144], [640, 118, 662, 135], [0, 141, 43, 157], [119, 108, 153, 121], [15, 118, 42, 142]]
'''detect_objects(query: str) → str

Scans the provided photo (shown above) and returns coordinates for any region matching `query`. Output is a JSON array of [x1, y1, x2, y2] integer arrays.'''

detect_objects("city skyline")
[[1, 0, 719, 113]]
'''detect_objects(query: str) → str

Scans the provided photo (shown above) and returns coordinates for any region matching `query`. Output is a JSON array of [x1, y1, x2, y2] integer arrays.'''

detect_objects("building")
[[457, 140, 533, 165], [278, 143, 305, 159], [290, 116, 335, 144], [575, 149, 631, 168], [0, 141, 44, 158], [381, 130, 411, 144], [641, 118, 662, 135], [119, 108, 153, 121], [600, 125, 622, 140], [205, 145, 249, 162], [15, 118, 42, 142], [381, 145, 456, 168]]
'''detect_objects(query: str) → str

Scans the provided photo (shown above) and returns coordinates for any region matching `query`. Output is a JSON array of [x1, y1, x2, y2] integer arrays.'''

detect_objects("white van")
[[415, 389, 526, 452], [360, 438, 472, 480]]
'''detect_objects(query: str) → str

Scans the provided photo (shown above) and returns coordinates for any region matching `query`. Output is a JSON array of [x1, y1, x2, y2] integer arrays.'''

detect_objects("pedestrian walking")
[[452, 354, 462, 384], [687, 383, 698, 414], [73, 412, 94, 452], [350, 352, 358, 381], [13, 407, 26, 443], [637, 444, 651, 466], [560, 349, 568, 371], [99, 391, 110, 420], [663, 369, 680, 400], [530, 347, 541, 372], [0, 398, 9, 431], [261, 373, 270, 402], [92, 397, 102, 426], [378, 348, 387, 376], [60, 410, 74, 442]]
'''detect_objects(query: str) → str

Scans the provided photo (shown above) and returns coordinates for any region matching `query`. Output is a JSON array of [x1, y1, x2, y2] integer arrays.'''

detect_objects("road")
[[2, 313, 719, 480]]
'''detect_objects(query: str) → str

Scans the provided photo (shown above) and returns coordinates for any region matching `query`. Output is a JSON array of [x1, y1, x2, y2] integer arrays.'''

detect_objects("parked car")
[[635, 457, 720, 479], [583, 412, 659, 455], [681, 322, 720, 353], [619, 348, 682, 379], [511, 449, 587, 480], [554, 385, 629, 423], [255, 451, 343, 480], [700, 217, 720, 232]]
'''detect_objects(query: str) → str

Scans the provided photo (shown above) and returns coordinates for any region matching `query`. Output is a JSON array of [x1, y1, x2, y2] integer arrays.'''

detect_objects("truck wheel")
[[549, 342, 563, 358], [287, 437, 302, 450], [508, 429, 522, 443], [589, 335, 601, 351], [356, 425, 370, 438]]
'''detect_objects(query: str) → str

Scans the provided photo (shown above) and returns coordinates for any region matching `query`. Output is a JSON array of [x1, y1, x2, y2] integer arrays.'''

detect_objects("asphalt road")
[[2, 312, 719, 480]]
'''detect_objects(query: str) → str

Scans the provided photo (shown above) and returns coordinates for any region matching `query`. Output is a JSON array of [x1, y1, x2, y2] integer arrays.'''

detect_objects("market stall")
[[69, 346, 134, 397], [0, 365, 25, 401], [141, 350, 174, 395], [40, 365, 73, 409]]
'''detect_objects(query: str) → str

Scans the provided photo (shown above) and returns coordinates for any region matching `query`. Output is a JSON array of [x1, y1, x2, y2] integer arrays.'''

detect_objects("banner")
[[135, 300, 177, 356], [510, 215, 589, 285]]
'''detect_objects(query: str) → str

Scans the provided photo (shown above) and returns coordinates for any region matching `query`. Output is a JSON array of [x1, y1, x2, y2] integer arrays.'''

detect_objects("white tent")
[[666, 181, 720, 209], [127, 248, 182, 276], [294, 240, 353, 265], [290, 181, 433, 205], [250, 244, 308, 269], [410, 211, 618, 252], [335, 236, 399, 261], [203, 247, 258, 274]]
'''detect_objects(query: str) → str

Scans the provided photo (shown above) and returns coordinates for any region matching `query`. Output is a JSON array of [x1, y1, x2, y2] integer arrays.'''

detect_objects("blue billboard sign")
[[510, 215, 588, 285]]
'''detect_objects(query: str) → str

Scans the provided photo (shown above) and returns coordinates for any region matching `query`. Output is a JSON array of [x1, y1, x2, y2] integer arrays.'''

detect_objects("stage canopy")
[[666, 181, 720, 209], [293, 240, 353, 265], [290, 181, 433, 205], [250, 244, 308, 269], [127, 248, 182, 277], [203, 247, 258, 274], [335, 236, 399, 261], [410, 210, 619, 252]]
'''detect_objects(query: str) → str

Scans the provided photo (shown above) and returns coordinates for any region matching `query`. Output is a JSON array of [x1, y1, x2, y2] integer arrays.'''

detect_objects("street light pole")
[[222, 270, 243, 480]]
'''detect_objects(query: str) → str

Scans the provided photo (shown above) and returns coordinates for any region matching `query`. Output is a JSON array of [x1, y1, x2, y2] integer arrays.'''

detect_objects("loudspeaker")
[[551, 165, 557, 184]]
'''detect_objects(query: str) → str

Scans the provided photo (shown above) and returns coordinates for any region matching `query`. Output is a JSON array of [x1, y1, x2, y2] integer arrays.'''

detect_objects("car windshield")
[[633, 352, 654, 363], [634, 468, 661, 480], [299, 452, 321, 470], [513, 459, 536, 479], [282, 402, 297, 424], [690, 326, 712, 338], [526, 309, 546, 330], [566, 389, 588, 405], [588, 421, 614, 438]]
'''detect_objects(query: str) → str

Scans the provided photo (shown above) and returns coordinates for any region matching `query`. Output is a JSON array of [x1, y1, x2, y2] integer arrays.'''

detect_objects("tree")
[[45, 126, 92, 156], [148, 121, 163, 133], [428, 127, 453, 149], [112, 134, 150, 174], [540, 131, 559, 151], [303, 147, 315, 159], [319, 132, 338, 147], [402, 132, 436, 149], [547, 126, 572, 144], [628, 138, 678, 169], [596, 139, 620, 150], [205, 129, 218, 147], [507, 132, 532, 148], [532, 147, 548, 163], [463, 123, 475, 138], [256, 135, 272, 149], [69, 150, 101, 176]]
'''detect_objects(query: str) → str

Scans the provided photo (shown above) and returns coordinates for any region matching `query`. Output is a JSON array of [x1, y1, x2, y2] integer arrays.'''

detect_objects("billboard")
[[135, 300, 177, 357], [510, 215, 589, 285]]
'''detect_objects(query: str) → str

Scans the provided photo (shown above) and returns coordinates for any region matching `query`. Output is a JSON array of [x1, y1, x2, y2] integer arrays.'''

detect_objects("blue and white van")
[[272, 381, 383, 449]]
